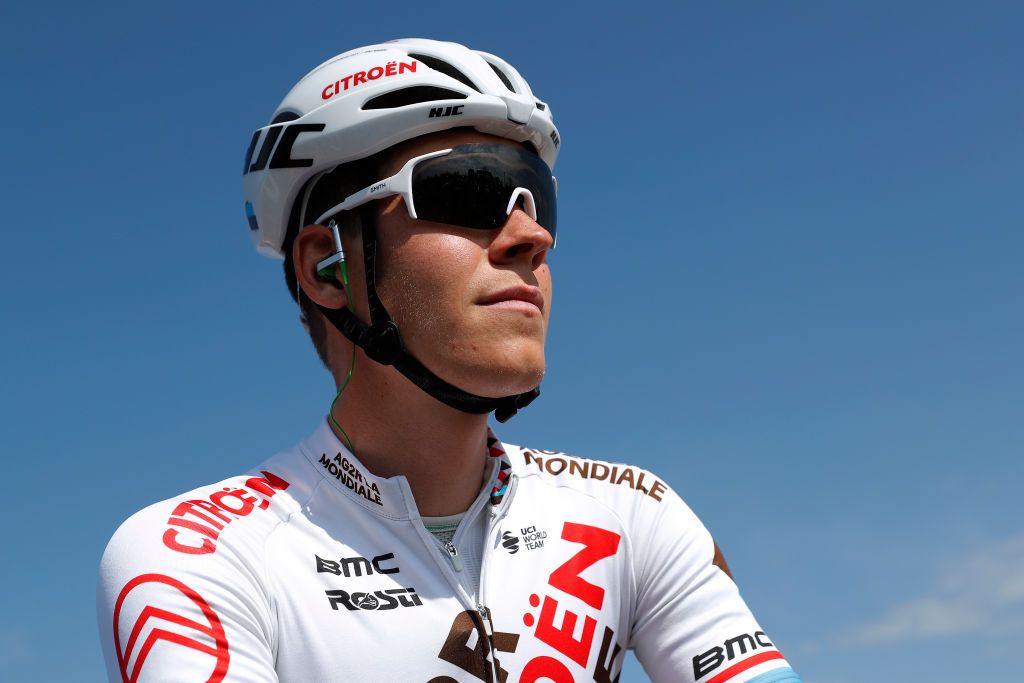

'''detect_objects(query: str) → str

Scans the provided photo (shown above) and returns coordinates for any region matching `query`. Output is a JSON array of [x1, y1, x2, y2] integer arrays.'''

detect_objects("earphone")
[[316, 219, 349, 287]]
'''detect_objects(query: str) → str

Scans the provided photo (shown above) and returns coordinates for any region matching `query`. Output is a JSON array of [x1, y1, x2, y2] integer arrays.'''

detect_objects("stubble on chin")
[[382, 269, 547, 395]]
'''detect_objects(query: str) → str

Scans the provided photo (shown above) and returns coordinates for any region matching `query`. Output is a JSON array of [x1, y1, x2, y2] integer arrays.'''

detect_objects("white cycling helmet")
[[242, 37, 560, 259]]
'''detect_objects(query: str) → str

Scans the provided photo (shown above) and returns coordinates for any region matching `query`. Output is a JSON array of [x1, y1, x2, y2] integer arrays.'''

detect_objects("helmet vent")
[[363, 86, 468, 110], [271, 111, 301, 124], [408, 53, 480, 92], [486, 62, 516, 93]]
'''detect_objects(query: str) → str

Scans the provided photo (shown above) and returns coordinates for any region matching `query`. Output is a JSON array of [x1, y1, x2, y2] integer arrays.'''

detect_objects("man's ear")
[[293, 224, 349, 310]]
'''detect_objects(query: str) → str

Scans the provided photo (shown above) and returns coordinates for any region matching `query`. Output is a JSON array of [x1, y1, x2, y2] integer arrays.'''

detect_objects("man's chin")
[[443, 353, 546, 400]]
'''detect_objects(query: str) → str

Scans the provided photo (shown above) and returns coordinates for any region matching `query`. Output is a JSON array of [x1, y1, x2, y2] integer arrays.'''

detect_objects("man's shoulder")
[[100, 465, 299, 573], [500, 442, 715, 573], [97, 428, 325, 582], [95, 459, 303, 682], [502, 442, 673, 508]]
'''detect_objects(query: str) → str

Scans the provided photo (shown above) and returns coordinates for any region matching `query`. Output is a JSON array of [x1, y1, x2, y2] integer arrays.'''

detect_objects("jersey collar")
[[299, 418, 516, 519]]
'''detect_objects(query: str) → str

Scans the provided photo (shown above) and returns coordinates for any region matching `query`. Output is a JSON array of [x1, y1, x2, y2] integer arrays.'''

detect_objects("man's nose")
[[489, 207, 553, 268]]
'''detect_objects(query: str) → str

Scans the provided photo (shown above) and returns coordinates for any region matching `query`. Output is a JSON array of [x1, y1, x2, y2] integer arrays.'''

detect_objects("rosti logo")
[[523, 450, 668, 502], [321, 60, 418, 100], [325, 587, 423, 611], [318, 452, 383, 505], [692, 631, 784, 681], [161, 471, 290, 556], [113, 573, 229, 683]]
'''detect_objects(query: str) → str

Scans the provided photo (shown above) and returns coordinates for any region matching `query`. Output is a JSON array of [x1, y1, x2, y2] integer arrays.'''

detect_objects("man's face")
[[346, 129, 554, 399]]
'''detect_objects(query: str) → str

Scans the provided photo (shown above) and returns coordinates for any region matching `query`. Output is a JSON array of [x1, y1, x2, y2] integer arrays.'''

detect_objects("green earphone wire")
[[327, 259, 357, 455]]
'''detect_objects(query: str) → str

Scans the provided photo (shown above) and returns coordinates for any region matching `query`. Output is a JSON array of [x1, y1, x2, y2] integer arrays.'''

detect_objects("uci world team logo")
[[502, 531, 520, 554], [502, 524, 548, 554]]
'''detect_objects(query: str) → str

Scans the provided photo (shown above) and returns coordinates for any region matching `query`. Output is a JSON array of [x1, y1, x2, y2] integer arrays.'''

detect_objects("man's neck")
[[327, 358, 492, 517]]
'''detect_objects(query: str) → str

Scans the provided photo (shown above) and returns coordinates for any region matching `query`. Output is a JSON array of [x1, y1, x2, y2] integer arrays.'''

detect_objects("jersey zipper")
[[476, 473, 516, 683], [476, 603, 498, 683], [444, 540, 464, 572], [414, 465, 489, 604], [409, 463, 517, 682]]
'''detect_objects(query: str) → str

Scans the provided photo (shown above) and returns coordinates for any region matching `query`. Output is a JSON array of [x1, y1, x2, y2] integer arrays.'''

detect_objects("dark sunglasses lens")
[[411, 144, 557, 239], [412, 164, 509, 229]]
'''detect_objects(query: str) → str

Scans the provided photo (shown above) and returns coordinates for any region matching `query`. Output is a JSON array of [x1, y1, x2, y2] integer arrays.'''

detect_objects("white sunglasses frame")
[[314, 147, 546, 233], [313, 147, 556, 276]]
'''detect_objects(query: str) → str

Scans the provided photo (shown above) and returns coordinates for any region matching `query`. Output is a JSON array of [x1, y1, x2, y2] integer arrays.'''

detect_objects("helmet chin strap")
[[314, 205, 539, 423]]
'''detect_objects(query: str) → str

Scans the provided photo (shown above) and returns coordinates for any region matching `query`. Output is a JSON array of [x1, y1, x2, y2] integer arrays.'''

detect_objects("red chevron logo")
[[113, 573, 229, 683]]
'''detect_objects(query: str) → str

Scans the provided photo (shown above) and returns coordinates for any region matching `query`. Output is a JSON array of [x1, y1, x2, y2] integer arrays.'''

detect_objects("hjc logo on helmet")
[[242, 123, 325, 176], [429, 104, 464, 118]]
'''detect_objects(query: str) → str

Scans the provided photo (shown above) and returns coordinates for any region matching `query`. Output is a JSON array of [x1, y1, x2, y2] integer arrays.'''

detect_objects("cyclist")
[[97, 38, 802, 683]]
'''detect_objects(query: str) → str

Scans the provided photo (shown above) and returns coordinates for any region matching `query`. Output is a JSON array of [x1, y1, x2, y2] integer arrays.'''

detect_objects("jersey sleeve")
[[96, 500, 279, 683], [628, 482, 801, 683]]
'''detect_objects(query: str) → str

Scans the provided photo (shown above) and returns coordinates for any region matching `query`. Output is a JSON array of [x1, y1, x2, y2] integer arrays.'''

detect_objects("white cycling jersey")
[[97, 419, 801, 683]]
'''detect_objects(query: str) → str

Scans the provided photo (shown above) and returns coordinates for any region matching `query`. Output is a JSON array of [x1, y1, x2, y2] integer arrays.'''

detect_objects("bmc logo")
[[428, 105, 464, 118], [242, 122, 326, 175], [693, 631, 783, 680], [316, 553, 399, 577], [325, 587, 422, 611]]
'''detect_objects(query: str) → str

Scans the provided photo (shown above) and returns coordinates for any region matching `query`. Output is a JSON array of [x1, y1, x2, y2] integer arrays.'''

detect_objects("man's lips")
[[477, 285, 545, 313]]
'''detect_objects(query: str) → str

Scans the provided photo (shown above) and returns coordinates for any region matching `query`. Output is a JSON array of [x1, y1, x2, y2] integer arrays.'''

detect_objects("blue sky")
[[1, 2, 1021, 681]]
